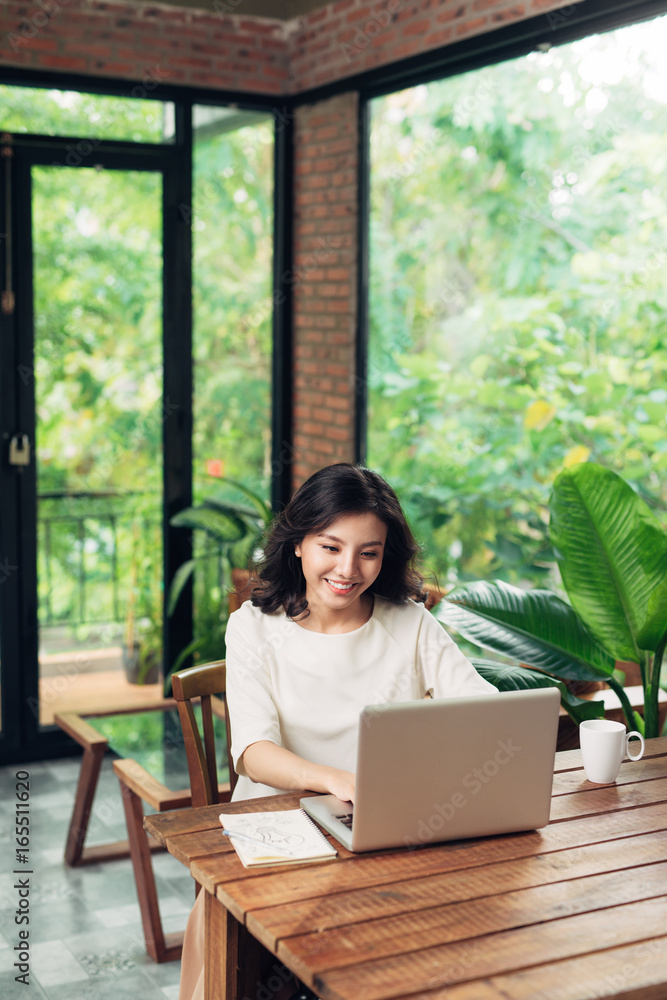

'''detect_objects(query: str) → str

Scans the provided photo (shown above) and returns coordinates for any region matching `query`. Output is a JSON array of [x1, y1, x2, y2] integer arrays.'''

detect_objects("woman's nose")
[[336, 551, 357, 578]]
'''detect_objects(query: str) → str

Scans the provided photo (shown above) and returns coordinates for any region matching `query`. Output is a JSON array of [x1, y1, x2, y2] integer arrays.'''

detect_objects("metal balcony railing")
[[37, 490, 161, 629]]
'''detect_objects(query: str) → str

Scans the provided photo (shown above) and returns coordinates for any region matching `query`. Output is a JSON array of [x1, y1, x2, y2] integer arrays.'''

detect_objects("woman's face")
[[295, 512, 387, 619]]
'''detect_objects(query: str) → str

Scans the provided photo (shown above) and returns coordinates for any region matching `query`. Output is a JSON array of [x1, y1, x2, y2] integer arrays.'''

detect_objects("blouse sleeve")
[[224, 606, 283, 776], [416, 602, 497, 699]]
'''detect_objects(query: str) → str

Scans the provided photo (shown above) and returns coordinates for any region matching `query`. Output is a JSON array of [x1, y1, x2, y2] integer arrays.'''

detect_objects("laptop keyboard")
[[335, 811, 354, 830]]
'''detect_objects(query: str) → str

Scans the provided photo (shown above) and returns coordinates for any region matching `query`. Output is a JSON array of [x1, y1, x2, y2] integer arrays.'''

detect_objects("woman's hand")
[[324, 768, 355, 804], [241, 741, 355, 802]]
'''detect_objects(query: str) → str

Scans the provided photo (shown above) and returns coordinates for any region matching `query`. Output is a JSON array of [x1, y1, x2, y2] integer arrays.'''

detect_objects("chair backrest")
[[171, 660, 237, 806]]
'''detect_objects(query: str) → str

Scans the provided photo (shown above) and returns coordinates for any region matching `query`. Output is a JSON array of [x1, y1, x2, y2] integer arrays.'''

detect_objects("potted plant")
[[164, 478, 272, 694], [434, 462, 667, 737]]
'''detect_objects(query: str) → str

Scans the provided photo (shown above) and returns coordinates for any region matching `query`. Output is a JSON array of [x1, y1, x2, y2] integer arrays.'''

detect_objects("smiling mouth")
[[325, 579, 357, 593]]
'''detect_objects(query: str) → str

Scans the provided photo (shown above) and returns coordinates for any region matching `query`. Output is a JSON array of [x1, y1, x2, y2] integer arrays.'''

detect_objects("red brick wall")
[[0, 0, 584, 95], [288, 0, 583, 92], [292, 91, 359, 485], [0, 0, 289, 92]]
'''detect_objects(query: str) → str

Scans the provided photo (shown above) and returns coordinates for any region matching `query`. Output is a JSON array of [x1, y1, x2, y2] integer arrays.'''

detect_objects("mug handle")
[[626, 731, 645, 761]]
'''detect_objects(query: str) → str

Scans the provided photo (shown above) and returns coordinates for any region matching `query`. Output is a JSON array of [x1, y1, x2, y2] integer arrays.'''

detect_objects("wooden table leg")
[[119, 779, 183, 964], [205, 891, 238, 1000], [204, 891, 285, 1000]]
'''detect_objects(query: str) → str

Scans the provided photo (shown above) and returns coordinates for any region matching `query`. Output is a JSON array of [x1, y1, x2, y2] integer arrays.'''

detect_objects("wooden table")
[[145, 737, 667, 1000]]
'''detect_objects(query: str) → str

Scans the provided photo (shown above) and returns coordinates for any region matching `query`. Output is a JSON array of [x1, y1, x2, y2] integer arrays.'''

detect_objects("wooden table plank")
[[166, 828, 235, 867], [551, 754, 667, 795], [279, 862, 667, 980], [247, 829, 667, 949], [206, 801, 667, 919], [393, 935, 667, 1000], [550, 775, 667, 821], [315, 895, 667, 1000]]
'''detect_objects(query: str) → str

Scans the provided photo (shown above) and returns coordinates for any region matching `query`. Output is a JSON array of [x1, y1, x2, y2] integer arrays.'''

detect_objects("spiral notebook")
[[219, 808, 337, 867]]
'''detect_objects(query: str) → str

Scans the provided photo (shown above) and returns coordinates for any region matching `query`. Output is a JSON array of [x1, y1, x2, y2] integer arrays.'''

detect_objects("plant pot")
[[122, 641, 161, 685]]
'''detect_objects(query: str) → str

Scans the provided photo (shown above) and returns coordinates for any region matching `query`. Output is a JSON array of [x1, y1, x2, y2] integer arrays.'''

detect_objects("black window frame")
[[0, 70, 294, 763]]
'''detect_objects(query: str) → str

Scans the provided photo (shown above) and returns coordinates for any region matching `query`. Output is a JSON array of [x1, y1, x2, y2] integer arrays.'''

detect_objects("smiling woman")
[[221, 462, 496, 806], [178, 463, 497, 1000]]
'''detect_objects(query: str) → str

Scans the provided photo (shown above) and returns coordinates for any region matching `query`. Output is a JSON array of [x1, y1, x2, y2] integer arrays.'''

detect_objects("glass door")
[[0, 141, 181, 763], [31, 164, 164, 728]]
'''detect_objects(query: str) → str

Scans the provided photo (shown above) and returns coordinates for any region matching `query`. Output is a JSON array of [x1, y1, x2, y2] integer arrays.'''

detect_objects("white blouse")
[[225, 596, 496, 800]]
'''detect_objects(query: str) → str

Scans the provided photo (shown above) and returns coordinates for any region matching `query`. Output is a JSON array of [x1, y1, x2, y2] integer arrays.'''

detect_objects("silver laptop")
[[301, 687, 560, 852]]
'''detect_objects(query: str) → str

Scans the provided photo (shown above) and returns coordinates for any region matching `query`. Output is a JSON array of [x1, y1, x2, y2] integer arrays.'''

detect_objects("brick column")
[[291, 90, 359, 487]]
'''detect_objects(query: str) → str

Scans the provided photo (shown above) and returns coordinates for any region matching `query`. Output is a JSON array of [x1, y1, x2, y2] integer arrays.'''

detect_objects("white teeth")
[[327, 580, 355, 590]]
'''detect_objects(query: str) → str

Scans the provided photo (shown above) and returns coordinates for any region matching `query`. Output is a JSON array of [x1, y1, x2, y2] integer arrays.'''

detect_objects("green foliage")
[[472, 661, 606, 725], [550, 463, 667, 661], [436, 580, 615, 682], [165, 479, 272, 690], [368, 18, 667, 588], [437, 463, 667, 737], [0, 84, 169, 141]]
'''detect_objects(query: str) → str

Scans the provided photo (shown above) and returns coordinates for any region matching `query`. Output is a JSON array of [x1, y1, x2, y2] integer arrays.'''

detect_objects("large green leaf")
[[166, 558, 195, 616], [472, 660, 606, 724], [435, 580, 615, 681], [210, 478, 272, 524], [550, 463, 667, 660], [170, 506, 247, 544], [640, 576, 667, 652]]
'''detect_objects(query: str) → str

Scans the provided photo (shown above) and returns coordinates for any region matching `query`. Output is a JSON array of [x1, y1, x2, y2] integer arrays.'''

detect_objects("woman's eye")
[[362, 551, 378, 558], [322, 545, 338, 552]]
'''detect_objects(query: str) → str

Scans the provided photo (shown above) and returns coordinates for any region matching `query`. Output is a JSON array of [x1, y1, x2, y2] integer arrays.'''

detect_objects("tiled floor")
[[0, 754, 192, 1000]]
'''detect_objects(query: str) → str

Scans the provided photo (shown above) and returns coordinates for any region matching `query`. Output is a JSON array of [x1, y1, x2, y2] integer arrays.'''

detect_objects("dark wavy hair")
[[252, 463, 426, 618]]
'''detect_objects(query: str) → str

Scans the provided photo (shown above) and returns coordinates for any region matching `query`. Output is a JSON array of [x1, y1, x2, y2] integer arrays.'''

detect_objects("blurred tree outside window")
[[368, 14, 667, 590], [0, 84, 174, 141]]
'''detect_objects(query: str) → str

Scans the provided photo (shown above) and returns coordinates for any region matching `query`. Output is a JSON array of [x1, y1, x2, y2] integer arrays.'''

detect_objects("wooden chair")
[[113, 661, 234, 962], [171, 659, 237, 805]]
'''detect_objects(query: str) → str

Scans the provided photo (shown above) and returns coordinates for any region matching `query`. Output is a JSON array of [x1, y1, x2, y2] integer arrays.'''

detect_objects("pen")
[[221, 829, 295, 856]]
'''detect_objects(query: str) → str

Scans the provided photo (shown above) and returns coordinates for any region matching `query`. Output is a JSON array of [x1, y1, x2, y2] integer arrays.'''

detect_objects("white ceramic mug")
[[579, 719, 645, 784]]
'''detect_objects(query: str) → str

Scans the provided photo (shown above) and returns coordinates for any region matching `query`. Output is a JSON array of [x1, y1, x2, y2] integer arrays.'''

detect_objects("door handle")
[[9, 432, 30, 466]]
